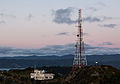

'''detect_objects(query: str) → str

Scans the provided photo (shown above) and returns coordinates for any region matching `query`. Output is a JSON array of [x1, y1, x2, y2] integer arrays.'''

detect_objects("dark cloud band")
[[52, 8, 113, 24], [52, 7, 77, 24]]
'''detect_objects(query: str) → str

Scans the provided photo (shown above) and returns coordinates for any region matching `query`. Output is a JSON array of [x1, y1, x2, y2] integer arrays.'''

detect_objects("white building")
[[30, 69, 55, 80]]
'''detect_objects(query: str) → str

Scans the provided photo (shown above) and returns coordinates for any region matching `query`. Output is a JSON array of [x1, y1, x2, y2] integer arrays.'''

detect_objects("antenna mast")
[[72, 9, 87, 70]]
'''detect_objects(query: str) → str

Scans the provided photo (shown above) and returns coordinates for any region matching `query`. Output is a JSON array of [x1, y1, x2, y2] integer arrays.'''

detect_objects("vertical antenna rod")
[[79, 9, 82, 67]]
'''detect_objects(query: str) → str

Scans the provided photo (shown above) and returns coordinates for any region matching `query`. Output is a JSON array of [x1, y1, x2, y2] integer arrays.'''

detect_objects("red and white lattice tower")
[[72, 9, 87, 70]]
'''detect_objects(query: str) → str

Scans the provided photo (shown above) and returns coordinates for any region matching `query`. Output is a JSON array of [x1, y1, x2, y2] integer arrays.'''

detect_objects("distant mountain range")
[[1, 44, 120, 57], [0, 54, 120, 68]]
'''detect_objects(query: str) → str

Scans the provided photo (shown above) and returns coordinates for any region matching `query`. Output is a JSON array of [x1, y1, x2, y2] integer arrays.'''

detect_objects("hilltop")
[[0, 65, 120, 84], [62, 65, 120, 84], [45, 65, 120, 84]]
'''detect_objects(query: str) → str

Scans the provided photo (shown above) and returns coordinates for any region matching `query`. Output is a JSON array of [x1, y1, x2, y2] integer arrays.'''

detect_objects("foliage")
[[0, 65, 120, 84]]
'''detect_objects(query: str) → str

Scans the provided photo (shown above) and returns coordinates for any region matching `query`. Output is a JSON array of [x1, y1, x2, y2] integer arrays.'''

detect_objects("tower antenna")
[[72, 9, 87, 70]]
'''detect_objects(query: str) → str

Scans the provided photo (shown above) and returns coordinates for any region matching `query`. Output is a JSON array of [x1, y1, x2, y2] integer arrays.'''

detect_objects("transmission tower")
[[72, 9, 87, 70]]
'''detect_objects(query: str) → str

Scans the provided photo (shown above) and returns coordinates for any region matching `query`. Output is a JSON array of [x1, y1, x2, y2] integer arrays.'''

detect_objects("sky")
[[0, 0, 120, 56]]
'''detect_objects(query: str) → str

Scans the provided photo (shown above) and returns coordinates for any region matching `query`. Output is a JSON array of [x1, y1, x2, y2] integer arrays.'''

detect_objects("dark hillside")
[[62, 65, 120, 84], [0, 65, 120, 84], [0, 54, 120, 68]]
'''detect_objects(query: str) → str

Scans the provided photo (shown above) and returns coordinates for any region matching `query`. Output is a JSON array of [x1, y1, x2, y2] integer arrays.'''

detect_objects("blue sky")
[[0, 0, 120, 56]]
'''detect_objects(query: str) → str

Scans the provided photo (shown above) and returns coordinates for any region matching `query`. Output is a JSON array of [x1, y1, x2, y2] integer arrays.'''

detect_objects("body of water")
[[0, 68, 25, 71]]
